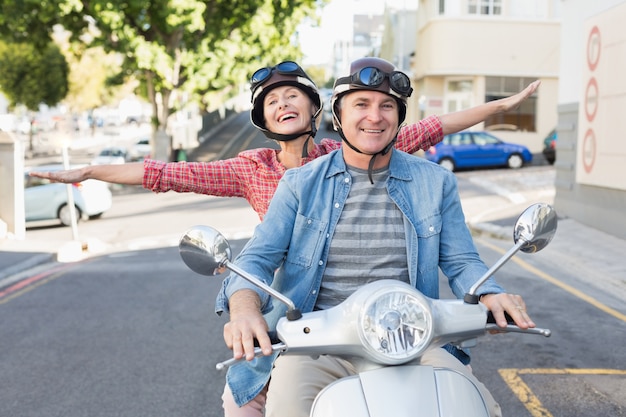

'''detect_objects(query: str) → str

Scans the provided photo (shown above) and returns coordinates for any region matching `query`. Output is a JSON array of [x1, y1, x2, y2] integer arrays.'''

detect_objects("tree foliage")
[[0, 41, 69, 111], [54, 33, 128, 113], [185, 1, 316, 111], [1, 0, 320, 132], [0, 0, 81, 47]]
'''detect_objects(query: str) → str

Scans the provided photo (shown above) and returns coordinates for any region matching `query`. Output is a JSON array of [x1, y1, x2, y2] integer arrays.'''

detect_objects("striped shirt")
[[143, 115, 442, 220], [314, 166, 409, 310]]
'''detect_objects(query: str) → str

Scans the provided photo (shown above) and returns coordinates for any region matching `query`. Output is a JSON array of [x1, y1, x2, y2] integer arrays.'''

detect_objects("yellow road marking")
[[499, 369, 552, 417], [508, 368, 626, 375], [499, 368, 626, 417], [478, 238, 626, 323]]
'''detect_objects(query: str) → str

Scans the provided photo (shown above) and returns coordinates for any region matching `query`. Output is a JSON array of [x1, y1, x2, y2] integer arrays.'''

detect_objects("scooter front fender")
[[310, 365, 489, 417]]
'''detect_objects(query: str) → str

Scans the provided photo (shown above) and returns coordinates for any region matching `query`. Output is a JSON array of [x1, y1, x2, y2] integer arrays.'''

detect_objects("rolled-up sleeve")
[[397, 115, 443, 154]]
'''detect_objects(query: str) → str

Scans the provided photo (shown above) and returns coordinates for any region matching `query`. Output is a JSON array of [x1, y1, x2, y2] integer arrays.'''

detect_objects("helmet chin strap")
[[263, 114, 318, 158], [301, 116, 318, 158], [264, 129, 312, 142], [337, 126, 402, 184]]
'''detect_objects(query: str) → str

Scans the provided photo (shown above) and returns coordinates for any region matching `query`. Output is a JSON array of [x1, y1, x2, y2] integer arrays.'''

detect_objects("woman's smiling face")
[[263, 85, 316, 136]]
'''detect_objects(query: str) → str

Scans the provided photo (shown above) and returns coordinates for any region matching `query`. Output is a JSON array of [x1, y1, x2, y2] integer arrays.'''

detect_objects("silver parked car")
[[129, 138, 151, 161], [24, 165, 113, 226], [91, 146, 129, 165]]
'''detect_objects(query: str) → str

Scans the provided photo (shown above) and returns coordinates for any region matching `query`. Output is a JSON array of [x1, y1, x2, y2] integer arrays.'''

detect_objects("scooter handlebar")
[[486, 311, 551, 337], [216, 342, 287, 371]]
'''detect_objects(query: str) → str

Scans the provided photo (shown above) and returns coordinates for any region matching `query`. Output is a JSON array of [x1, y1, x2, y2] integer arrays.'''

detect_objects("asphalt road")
[[4, 206, 624, 417], [3, 117, 624, 417]]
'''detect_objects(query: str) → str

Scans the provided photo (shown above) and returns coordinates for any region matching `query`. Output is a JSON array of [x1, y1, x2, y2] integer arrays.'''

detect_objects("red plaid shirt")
[[143, 115, 442, 220]]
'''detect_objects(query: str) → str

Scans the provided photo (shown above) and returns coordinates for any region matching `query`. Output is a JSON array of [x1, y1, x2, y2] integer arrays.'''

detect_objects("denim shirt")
[[215, 148, 504, 406]]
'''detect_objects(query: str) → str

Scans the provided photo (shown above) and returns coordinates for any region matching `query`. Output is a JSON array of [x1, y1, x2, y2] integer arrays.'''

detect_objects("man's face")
[[339, 90, 399, 156], [263, 85, 315, 135]]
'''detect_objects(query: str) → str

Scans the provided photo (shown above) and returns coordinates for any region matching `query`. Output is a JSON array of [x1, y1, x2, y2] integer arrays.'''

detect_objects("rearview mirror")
[[178, 225, 302, 320], [179, 225, 231, 276], [465, 203, 557, 303], [514, 203, 558, 253]]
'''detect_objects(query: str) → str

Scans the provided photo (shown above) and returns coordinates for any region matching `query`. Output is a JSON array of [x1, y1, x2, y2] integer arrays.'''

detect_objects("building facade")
[[553, 0, 626, 239], [406, 0, 561, 153]]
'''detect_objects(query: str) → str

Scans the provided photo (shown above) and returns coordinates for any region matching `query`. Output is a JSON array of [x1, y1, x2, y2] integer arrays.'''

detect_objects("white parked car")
[[91, 147, 129, 165], [24, 165, 113, 226], [129, 138, 151, 161]]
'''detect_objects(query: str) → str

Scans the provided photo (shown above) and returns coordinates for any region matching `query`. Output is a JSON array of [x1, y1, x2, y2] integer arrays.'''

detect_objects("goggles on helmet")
[[250, 61, 310, 96], [335, 66, 413, 98]]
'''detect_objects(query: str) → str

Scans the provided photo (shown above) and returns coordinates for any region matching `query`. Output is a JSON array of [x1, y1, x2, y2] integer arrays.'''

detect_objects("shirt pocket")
[[415, 214, 442, 274], [415, 214, 442, 238], [285, 214, 327, 268]]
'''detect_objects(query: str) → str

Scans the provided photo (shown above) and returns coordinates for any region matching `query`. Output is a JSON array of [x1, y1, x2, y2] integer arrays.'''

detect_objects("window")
[[448, 80, 473, 92], [484, 77, 538, 132], [472, 132, 499, 146], [445, 79, 473, 114], [468, 0, 502, 16], [439, 0, 462, 16], [444, 133, 472, 146]]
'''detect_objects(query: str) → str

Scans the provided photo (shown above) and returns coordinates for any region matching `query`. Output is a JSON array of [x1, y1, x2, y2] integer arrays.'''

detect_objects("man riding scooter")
[[217, 57, 535, 417]]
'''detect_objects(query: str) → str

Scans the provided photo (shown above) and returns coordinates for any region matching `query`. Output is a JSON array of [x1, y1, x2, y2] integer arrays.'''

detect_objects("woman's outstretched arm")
[[439, 80, 540, 135], [29, 162, 145, 185]]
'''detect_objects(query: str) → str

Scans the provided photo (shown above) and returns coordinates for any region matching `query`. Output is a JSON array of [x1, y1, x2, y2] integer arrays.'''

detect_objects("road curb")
[[468, 222, 510, 240], [0, 252, 56, 289]]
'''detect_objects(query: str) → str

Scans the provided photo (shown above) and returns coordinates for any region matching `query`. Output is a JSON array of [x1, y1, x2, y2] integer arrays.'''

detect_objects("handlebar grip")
[[486, 311, 551, 337], [253, 331, 281, 347], [216, 342, 287, 371], [486, 311, 515, 325]]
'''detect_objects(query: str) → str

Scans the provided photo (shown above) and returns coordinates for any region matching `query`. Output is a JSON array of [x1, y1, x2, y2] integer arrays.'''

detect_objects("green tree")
[[55, 34, 127, 114], [0, 0, 80, 47], [0, 41, 69, 110], [1, 0, 321, 159], [0, 40, 69, 150]]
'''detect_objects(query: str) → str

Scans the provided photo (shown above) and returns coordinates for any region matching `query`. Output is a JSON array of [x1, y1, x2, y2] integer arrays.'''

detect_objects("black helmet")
[[331, 57, 413, 129], [249, 61, 323, 143]]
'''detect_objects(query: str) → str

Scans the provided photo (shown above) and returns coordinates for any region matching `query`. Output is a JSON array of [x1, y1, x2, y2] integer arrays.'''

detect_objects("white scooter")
[[178, 203, 558, 417]]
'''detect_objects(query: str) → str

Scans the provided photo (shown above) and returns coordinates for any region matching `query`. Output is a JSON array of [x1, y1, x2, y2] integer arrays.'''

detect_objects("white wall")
[[558, 0, 625, 104], [554, 0, 626, 240]]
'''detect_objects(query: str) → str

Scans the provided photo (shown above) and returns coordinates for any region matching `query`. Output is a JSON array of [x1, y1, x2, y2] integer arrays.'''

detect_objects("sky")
[[298, 0, 417, 65]]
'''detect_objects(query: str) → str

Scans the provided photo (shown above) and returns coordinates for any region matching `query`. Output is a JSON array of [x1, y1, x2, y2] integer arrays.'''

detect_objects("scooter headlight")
[[359, 283, 433, 364]]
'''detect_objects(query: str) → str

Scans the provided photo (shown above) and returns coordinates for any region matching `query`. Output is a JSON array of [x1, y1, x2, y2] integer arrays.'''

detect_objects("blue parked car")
[[424, 131, 532, 172]]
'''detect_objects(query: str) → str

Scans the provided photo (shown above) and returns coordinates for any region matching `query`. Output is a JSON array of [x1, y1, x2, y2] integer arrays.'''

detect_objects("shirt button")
[[318, 260, 323, 266], [344, 178, 350, 183], [334, 203, 340, 209], [307, 219, 312, 224], [429, 226, 434, 232], [326, 233, 330, 238], [311, 290, 317, 295]]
